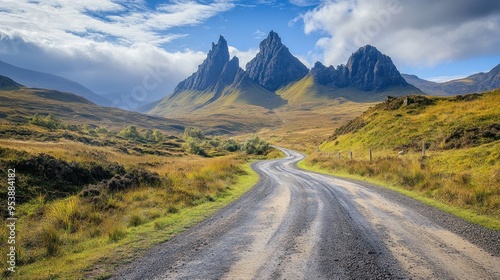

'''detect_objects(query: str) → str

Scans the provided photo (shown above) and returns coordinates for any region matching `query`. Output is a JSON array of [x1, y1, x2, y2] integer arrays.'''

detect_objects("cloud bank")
[[300, 0, 500, 68], [0, 0, 235, 109]]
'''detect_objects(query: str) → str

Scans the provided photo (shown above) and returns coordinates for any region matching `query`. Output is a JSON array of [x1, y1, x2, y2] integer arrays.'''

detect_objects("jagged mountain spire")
[[173, 35, 231, 93], [343, 45, 408, 91], [246, 31, 309, 91], [310, 45, 409, 91]]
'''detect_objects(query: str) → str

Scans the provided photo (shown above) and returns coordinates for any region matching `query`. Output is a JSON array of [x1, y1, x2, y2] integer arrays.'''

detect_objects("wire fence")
[[319, 141, 427, 161]]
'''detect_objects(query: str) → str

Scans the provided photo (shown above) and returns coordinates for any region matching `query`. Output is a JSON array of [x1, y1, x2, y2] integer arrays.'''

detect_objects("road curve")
[[114, 148, 500, 280]]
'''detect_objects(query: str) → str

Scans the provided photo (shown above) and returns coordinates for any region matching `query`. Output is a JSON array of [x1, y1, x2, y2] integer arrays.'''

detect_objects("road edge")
[[295, 155, 500, 257]]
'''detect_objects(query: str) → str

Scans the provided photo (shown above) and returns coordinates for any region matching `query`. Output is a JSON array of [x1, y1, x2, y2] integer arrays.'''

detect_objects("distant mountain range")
[[1, 31, 498, 119], [246, 31, 309, 92], [402, 63, 500, 95], [0, 74, 186, 133], [0, 75, 23, 91], [0, 60, 111, 106], [145, 31, 421, 117]]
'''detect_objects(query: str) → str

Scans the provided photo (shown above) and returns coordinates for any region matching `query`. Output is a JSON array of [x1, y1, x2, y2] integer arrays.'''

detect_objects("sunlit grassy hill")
[[0, 75, 23, 90], [322, 91, 499, 152], [0, 87, 186, 134], [145, 74, 421, 141], [309, 90, 500, 226], [277, 75, 422, 104], [0, 111, 276, 279]]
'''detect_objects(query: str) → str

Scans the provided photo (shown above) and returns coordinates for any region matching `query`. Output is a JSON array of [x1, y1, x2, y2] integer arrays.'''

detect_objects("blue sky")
[[0, 0, 499, 109]]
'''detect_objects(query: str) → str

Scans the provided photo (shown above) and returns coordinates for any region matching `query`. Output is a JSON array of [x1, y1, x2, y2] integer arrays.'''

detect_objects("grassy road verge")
[[297, 159, 500, 231], [6, 161, 258, 280]]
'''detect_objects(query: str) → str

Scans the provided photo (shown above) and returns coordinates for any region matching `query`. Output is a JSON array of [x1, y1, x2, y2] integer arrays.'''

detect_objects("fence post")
[[338, 152, 341, 159], [422, 140, 426, 158], [369, 148, 372, 162], [350, 151, 353, 160]]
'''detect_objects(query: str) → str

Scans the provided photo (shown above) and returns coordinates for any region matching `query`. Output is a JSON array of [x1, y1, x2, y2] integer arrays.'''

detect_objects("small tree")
[[152, 130, 165, 142], [185, 138, 206, 156], [30, 113, 61, 130], [119, 126, 140, 139], [221, 139, 240, 152], [144, 129, 153, 140], [183, 127, 204, 140], [242, 136, 270, 155]]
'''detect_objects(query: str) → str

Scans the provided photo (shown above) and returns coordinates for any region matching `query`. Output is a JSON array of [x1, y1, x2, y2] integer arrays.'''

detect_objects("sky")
[[0, 0, 499, 109]]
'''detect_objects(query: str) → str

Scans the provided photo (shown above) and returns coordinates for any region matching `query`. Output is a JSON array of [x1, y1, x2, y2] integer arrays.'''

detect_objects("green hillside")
[[0, 87, 186, 134], [277, 75, 422, 104], [322, 91, 499, 152], [304, 90, 500, 228], [148, 79, 285, 117], [0, 75, 23, 90]]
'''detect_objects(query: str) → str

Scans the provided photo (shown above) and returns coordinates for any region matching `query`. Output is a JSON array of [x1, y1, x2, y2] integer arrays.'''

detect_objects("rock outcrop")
[[246, 31, 309, 91], [402, 63, 500, 95], [311, 45, 409, 91], [173, 35, 236, 93]]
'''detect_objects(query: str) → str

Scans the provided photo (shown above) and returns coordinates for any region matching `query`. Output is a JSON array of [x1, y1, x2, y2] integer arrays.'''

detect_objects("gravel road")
[[113, 148, 500, 279]]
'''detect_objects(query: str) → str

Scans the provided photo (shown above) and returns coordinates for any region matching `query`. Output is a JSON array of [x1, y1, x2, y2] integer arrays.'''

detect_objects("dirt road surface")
[[114, 148, 500, 279]]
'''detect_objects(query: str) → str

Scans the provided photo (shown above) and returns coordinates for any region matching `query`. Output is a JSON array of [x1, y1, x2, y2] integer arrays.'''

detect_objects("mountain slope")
[[323, 92, 499, 151], [146, 33, 422, 134], [0, 75, 23, 90], [402, 63, 500, 95], [172, 36, 233, 94], [0, 86, 185, 133], [310, 45, 413, 92], [0, 60, 111, 106], [316, 90, 500, 222], [246, 31, 309, 92], [278, 45, 421, 103], [342, 45, 409, 91], [146, 35, 285, 118], [401, 74, 448, 95]]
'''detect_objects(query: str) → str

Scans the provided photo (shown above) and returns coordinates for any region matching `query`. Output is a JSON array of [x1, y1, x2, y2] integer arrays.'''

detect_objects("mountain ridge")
[[0, 86, 187, 134], [0, 60, 111, 106], [310, 45, 410, 92], [146, 34, 286, 116], [0, 75, 23, 91], [402, 63, 500, 95], [245, 31, 309, 92], [146, 31, 422, 120]]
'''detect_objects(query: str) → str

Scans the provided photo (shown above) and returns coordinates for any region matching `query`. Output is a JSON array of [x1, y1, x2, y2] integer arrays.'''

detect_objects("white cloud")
[[253, 29, 266, 40], [427, 75, 469, 83], [0, 0, 236, 109], [228, 46, 259, 68], [299, 0, 500, 68]]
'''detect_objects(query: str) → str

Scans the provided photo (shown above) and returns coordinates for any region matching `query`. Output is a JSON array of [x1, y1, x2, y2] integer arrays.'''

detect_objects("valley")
[[114, 148, 500, 280], [0, 29, 499, 280]]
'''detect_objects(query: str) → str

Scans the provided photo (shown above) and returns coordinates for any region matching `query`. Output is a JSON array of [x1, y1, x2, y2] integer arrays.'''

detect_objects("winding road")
[[114, 148, 500, 279]]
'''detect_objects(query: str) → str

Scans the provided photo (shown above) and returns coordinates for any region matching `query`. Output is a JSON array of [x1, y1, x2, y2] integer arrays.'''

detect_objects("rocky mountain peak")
[[246, 31, 309, 91], [343, 45, 408, 91], [173, 35, 232, 93], [310, 45, 409, 91], [310, 62, 347, 88], [209, 35, 229, 62], [260, 30, 282, 52]]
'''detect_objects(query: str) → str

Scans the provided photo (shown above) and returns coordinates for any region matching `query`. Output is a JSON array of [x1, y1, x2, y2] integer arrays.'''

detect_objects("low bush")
[[184, 137, 206, 156], [29, 113, 61, 130], [0, 154, 124, 204], [183, 127, 204, 140], [221, 139, 240, 152], [118, 126, 141, 140], [242, 136, 271, 155]]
